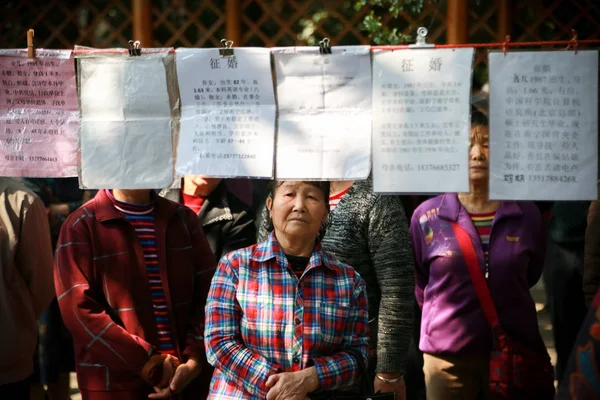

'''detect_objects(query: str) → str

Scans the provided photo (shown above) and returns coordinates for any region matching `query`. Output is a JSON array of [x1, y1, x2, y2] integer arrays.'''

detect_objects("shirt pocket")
[[241, 298, 286, 353], [317, 301, 350, 346]]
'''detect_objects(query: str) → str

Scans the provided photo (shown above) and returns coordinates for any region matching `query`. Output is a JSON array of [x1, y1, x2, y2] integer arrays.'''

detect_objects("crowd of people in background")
[[0, 98, 600, 400]]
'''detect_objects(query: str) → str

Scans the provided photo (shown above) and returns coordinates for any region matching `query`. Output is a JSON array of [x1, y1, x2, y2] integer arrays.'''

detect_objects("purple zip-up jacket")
[[410, 194, 547, 357]]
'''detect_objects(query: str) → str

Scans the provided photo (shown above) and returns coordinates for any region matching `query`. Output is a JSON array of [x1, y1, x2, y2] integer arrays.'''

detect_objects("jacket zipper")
[[486, 212, 501, 279]]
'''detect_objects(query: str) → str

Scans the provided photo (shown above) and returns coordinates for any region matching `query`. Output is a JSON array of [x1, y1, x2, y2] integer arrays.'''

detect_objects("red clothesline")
[[33, 38, 600, 55], [371, 39, 600, 51]]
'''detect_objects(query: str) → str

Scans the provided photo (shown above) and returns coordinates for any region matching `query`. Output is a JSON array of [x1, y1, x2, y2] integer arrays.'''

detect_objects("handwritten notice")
[[0, 49, 78, 177], [489, 51, 598, 200], [272, 46, 372, 180], [175, 48, 276, 178], [372, 48, 474, 193], [78, 54, 175, 189]]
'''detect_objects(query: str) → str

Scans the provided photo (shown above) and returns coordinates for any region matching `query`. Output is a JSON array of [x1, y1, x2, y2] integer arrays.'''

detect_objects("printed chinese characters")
[[0, 55, 78, 175], [378, 80, 463, 173], [191, 78, 261, 160], [502, 63, 583, 185]]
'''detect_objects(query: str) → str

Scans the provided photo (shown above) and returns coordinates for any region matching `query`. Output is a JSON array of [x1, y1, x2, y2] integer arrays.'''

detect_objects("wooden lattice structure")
[[464, 0, 600, 85], [0, 0, 133, 49], [1, 0, 599, 58]]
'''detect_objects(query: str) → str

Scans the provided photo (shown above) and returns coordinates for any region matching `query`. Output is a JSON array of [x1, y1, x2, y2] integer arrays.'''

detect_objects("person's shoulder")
[[225, 190, 253, 217], [221, 242, 259, 265], [513, 201, 542, 223], [322, 251, 364, 282], [0, 178, 39, 205], [175, 202, 198, 220], [157, 195, 197, 222], [349, 179, 376, 201], [62, 197, 98, 228], [514, 200, 541, 213], [157, 187, 181, 203], [413, 195, 444, 218]]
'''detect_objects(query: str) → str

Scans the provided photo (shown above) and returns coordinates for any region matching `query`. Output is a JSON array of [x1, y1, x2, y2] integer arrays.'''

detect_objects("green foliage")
[[354, 0, 435, 45], [297, 10, 330, 45]]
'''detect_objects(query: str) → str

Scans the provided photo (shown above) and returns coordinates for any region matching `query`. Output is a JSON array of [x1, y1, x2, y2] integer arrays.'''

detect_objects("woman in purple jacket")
[[410, 110, 549, 399]]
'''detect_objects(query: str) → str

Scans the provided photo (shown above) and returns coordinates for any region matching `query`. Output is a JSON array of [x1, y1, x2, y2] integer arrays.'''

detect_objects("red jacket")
[[54, 190, 216, 398]]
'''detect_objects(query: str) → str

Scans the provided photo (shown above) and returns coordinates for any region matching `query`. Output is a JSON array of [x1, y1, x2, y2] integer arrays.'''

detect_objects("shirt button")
[[292, 356, 300, 364], [295, 317, 301, 325], [276, 329, 283, 338]]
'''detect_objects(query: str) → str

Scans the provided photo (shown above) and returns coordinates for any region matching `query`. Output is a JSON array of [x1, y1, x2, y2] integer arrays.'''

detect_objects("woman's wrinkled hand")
[[265, 366, 319, 400]]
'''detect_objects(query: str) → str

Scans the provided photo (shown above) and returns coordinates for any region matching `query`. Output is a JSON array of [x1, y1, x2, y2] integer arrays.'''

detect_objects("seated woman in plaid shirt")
[[204, 180, 369, 400]]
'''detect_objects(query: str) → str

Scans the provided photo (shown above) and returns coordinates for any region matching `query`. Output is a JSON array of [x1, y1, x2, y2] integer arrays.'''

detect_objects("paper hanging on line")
[[0, 49, 79, 177], [78, 54, 175, 189], [489, 51, 598, 200], [175, 48, 276, 178], [272, 46, 372, 180], [372, 48, 474, 193]]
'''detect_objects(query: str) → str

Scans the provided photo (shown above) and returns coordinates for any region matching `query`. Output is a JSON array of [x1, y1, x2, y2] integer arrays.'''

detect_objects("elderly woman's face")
[[267, 181, 327, 242], [469, 125, 490, 183]]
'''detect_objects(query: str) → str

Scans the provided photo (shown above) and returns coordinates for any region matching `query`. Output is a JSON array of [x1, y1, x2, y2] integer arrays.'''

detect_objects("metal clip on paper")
[[319, 38, 332, 54], [128, 40, 141, 56], [27, 29, 35, 59], [409, 27, 435, 49], [220, 39, 235, 57]]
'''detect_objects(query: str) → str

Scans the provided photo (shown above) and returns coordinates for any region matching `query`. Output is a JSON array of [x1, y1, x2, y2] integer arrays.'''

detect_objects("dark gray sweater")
[[259, 180, 414, 372]]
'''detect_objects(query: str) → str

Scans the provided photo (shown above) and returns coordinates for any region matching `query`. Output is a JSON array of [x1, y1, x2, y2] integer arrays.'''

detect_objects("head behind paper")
[[469, 108, 490, 185]]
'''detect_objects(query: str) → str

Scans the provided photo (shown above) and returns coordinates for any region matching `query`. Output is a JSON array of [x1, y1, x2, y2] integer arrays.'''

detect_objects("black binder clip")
[[128, 40, 141, 56], [219, 39, 235, 58], [319, 38, 332, 54]]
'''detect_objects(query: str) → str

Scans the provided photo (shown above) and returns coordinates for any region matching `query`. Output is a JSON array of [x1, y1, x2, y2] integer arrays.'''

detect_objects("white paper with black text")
[[489, 51, 598, 200], [372, 48, 474, 193], [175, 48, 276, 178]]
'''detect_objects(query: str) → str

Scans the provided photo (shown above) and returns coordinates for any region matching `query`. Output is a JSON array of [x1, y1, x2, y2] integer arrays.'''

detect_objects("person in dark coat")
[[160, 176, 256, 262], [583, 182, 600, 306], [542, 201, 589, 383]]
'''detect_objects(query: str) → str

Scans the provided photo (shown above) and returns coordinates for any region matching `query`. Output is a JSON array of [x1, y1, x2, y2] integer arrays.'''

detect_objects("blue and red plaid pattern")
[[204, 232, 369, 400]]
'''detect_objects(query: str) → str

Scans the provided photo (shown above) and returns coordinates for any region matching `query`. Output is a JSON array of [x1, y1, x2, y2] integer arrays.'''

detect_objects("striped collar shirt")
[[106, 189, 176, 356], [204, 232, 369, 399]]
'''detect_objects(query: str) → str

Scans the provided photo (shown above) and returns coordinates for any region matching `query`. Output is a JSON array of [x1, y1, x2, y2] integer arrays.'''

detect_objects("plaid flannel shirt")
[[204, 232, 369, 399]]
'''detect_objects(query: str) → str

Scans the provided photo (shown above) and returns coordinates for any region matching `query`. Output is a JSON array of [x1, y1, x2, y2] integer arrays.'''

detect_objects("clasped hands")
[[148, 355, 201, 399]]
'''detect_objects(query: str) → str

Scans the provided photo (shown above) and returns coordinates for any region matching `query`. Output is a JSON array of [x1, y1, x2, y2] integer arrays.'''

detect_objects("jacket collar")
[[95, 189, 179, 223], [437, 193, 523, 222], [159, 182, 234, 227], [438, 193, 524, 247], [252, 232, 337, 271], [198, 184, 233, 226]]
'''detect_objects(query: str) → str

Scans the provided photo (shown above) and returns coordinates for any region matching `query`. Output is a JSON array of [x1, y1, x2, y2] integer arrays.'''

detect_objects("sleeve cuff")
[[242, 360, 281, 398], [375, 352, 405, 374], [311, 356, 350, 391], [140, 354, 167, 386]]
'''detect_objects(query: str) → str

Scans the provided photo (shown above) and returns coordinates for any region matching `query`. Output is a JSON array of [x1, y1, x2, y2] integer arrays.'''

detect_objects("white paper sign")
[[175, 48, 276, 178], [489, 51, 598, 200], [78, 56, 174, 189], [372, 48, 474, 193], [273, 46, 372, 180]]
